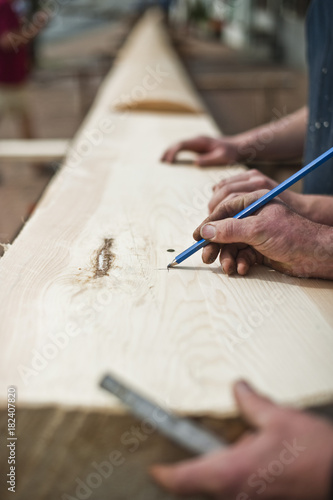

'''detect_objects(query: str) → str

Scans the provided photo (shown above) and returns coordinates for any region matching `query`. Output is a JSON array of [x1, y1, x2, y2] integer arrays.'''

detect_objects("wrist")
[[309, 225, 333, 279], [227, 133, 255, 163], [329, 463, 333, 500]]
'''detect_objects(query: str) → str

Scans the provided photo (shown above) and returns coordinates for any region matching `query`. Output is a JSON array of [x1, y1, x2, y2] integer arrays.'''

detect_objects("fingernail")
[[201, 224, 216, 239], [228, 265, 236, 276]]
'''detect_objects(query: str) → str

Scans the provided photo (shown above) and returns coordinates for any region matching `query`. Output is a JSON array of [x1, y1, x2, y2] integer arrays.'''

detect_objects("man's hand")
[[209, 170, 333, 226], [161, 107, 308, 167], [151, 381, 333, 500], [161, 135, 240, 166], [193, 190, 333, 279], [208, 169, 305, 214]]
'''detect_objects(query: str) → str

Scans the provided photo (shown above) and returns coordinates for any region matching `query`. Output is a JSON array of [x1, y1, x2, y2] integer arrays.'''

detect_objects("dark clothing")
[[0, 0, 29, 84], [304, 0, 333, 195]]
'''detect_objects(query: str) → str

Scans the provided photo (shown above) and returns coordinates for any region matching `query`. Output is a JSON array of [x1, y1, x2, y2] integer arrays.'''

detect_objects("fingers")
[[212, 169, 273, 192], [161, 136, 211, 164], [193, 198, 246, 241], [196, 146, 229, 167], [234, 380, 278, 429], [193, 215, 211, 241], [200, 217, 259, 249], [209, 179, 270, 214], [209, 190, 266, 223], [219, 245, 258, 275], [212, 170, 255, 191], [202, 242, 220, 264], [194, 190, 267, 244], [150, 450, 229, 496], [219, 244, 238, 275], [236, 247, 257, 275], [160, 142, 187, 164]]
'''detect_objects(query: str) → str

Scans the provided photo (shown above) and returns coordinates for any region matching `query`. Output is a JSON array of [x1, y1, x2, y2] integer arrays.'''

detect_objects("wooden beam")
[[0, 139, 69, 162], [0, 9, 332, 500], [109, 9, 205, 113]]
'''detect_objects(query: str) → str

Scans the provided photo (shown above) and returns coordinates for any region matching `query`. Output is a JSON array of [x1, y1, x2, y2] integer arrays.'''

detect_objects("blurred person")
[[161, 0, 333, 200], [0, 0, 47, 139], [151, 380, 333, 500]]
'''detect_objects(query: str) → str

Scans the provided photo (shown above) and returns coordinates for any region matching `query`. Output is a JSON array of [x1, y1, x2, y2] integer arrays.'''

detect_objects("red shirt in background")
[[0, 0, 30, 84]]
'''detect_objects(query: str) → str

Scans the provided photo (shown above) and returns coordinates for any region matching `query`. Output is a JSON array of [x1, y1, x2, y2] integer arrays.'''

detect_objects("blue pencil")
[[167, 146, 333, 268]]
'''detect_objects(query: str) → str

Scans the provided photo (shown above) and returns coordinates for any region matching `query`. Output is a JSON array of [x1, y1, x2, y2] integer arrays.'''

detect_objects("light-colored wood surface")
[[110, 9, 204, 113], [0, 140, 69, 162], [0, 4, 333, 419], [0, 9, 332, 500], [0, 110, 250, 416], [1, 107, 333, 416], [1, 58, 333, 416]]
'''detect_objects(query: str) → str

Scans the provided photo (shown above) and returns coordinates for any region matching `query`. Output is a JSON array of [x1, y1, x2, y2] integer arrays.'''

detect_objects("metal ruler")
[[100, 373, 227, 455]]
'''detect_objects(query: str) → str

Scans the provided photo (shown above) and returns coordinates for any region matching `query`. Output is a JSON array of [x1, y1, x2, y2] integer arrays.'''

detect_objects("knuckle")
[[217, 179, 226, 189], [223, 219, 235, 240], [250, 168, 260, 176], [221, 186, 231, 198], [257, 177, 268, 189], [251, 218, 266, 240], [228, 192, 241, 200]]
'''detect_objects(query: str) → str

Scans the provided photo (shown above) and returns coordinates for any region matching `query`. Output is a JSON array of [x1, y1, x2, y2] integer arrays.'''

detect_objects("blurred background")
[[0, 0, 310, 251]]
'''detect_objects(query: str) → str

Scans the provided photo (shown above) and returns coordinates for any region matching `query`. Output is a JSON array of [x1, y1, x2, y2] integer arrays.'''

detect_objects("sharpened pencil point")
[[167, 259, 177, 269]]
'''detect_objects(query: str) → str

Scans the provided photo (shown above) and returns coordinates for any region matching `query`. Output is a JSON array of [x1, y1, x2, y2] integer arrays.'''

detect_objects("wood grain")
[[109, 9, 205, 113], [1, 108, 332, 416], [0, 8, 332, 500]]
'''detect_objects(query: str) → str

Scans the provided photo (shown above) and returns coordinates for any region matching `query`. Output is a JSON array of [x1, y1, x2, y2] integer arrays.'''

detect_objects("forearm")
[[231, 106, 308, 162], [299, 195, 333, 226], [311, 225, 333, 280]]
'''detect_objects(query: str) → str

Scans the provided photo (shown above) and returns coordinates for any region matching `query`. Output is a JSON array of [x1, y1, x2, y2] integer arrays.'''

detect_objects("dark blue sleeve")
[[303, 0, 333, 195]]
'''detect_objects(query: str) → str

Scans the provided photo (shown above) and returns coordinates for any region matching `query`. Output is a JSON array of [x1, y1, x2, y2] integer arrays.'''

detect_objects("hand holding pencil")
[[192, 189, 333, 279], [167, 147, 333, 277]]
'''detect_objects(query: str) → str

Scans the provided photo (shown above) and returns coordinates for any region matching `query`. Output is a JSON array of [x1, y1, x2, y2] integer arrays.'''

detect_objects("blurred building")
[[171, 0, 311, 68], [222, 0, 311, 68]]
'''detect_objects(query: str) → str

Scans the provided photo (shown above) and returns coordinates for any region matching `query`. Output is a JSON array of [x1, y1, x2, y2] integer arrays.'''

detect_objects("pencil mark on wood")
[[93, 238, 115, 278]]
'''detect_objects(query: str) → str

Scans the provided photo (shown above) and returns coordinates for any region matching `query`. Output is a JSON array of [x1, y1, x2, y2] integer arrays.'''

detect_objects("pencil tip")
[[167, 259, 177, 269]]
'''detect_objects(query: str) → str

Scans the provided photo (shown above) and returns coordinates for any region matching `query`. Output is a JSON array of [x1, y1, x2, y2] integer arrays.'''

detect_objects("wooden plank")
[[2, 107, 332, 414], [0, 9, 332, 500], [0, 140, 69, 162], [109, 9, 205, 113]]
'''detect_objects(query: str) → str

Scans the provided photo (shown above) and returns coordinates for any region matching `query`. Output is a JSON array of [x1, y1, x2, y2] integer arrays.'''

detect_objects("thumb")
[[196, 146, 229, 166], [234, 380, 279, 429], [200, 217, 258, 246]]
